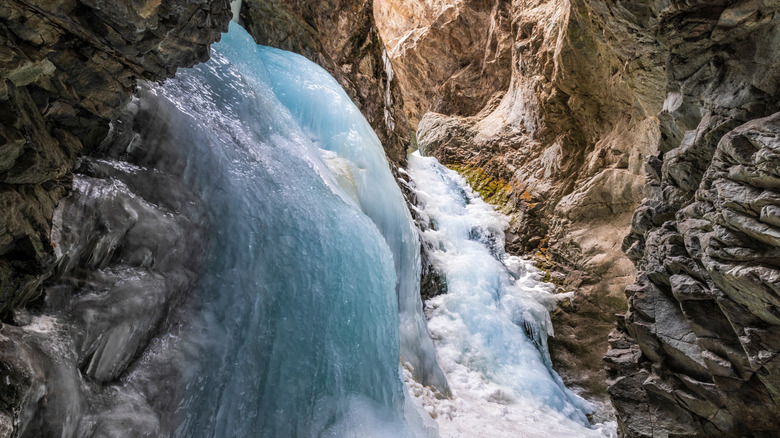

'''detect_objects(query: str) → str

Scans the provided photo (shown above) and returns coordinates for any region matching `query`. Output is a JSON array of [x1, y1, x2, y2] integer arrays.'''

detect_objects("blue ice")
[[142, 22, 438, 437]]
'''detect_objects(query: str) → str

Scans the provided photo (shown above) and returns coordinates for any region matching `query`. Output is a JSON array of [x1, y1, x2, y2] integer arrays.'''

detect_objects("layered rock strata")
[[0, 0, 232, 315], [240, 0, 410, 165], [605, 2, 780, 436]]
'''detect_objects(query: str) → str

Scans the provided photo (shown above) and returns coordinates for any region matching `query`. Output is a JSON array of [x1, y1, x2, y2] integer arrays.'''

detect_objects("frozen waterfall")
[[58, 20, 617, 438], [405, 153, 616, 437], [131, 22, 442, 436]]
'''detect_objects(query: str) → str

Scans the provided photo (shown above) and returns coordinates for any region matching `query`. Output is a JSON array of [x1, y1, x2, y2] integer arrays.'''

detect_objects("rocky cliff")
[[374, 0, 513, 127], [605, 2, 780, 436], [0, 0, 232, 316]]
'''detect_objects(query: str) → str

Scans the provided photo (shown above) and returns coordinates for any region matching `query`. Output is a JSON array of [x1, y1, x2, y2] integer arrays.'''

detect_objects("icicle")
[[230, 0, 241, 22]]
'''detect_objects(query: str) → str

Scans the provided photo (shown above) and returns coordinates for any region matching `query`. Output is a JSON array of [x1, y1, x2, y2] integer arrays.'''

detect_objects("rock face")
[[373, 0, 513, 127], [1, 90, 210, 437], [240, 0, 411, 165], [375, 0, 668, 400], [605, 2, 780, 436], [0, 0, 232, 316]]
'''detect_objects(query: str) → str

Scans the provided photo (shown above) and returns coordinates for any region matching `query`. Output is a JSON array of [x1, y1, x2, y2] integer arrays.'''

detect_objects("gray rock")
[[0, 89, 209, 436], [607, 0, 780, 431], [0, 0, 231, 315]]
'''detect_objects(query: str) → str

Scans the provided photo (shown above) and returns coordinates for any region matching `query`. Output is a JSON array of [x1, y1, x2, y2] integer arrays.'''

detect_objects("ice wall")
[[253, 40, 449, 395], [135, 23, 438, 437]]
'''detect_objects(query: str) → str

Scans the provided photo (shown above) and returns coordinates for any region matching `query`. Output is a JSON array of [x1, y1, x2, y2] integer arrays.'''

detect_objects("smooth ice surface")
[[140, 23, 437, 437], [406, 152, 617, 437], [255, 40, 449, 395]]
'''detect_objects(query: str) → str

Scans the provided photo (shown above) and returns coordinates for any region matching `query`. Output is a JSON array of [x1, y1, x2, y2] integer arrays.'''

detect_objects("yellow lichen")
[[446, 164, 515, 213]]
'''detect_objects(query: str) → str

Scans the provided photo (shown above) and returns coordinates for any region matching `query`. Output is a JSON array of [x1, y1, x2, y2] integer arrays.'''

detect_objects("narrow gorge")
[[1, 0, 778, 437]]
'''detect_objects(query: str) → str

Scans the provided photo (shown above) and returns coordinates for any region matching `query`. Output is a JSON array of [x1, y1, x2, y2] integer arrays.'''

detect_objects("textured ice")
[[138, 22, 439, 437], [406, 152, 617, 437]]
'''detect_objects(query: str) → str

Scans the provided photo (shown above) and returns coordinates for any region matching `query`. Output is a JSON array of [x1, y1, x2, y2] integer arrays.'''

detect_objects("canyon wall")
[[605, 1, 780, 436], [0, 1, 232, 434], [375, 0, 668, 401]]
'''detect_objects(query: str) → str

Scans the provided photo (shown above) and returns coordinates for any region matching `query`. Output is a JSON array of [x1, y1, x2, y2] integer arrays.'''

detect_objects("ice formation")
[[406, 152, 617, 437]]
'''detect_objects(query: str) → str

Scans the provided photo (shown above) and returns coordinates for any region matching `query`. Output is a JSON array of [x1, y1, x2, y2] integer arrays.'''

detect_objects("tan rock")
[[377, 0, 666, 403]]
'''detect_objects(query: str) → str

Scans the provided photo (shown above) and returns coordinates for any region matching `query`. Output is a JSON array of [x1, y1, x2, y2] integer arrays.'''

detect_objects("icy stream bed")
[[405, 153, 617, 438]]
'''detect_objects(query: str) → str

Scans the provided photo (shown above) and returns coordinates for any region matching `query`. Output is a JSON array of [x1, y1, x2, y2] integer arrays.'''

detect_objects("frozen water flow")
[[253, 41, 449, 396], [143, 22, 440, 437], [406, 152, 617, 437]]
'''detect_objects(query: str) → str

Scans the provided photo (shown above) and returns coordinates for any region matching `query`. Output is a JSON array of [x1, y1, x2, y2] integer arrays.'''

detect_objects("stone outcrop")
[[605, 2, 780, 436], [375, 0, 668, 401], [0, 0, 232, 316], [240, 0, 410, 165]]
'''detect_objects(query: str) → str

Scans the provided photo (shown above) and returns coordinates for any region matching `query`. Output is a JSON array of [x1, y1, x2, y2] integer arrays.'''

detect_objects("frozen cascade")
[[19, 18, 619, 438], [127, 22, 441, 436], [406, 153, 617, 438], [257, 43, 449, 397]]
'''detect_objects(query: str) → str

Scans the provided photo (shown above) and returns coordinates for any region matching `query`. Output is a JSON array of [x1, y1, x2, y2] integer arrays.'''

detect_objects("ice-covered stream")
[[405, 153, 617, 437]]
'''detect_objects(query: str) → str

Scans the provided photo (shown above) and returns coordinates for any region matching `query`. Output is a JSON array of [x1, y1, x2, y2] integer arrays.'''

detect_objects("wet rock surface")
[[606, 1, 780, 436], [0, 0, 231, 315], [0, 91, 209, 437]]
